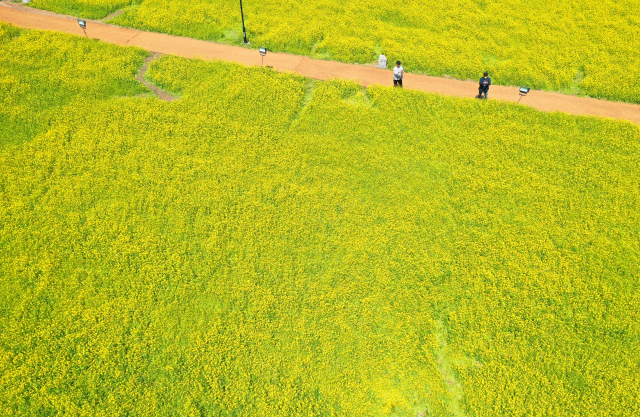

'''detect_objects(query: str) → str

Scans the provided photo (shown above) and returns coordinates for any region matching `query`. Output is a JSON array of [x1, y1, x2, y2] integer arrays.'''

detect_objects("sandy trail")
[[2, 2, 639, 125]]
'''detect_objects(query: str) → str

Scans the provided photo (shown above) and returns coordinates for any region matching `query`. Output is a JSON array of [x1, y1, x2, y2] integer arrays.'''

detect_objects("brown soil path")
[[135, 52, 178, 102], [2, 2, 639, 125]]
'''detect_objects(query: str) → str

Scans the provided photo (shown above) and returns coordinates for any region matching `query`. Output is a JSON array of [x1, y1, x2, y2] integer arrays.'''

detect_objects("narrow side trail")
[[135, 52, 178, 102], [2, 2, 639, 125]]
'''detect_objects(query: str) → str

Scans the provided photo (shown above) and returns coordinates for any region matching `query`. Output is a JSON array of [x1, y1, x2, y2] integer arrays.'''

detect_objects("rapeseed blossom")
[[1, 24, 639, 416], [25, 0, 640, 103]]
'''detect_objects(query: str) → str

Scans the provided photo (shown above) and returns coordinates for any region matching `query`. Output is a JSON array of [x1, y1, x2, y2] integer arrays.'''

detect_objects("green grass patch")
[[0, 22, 148, 147]]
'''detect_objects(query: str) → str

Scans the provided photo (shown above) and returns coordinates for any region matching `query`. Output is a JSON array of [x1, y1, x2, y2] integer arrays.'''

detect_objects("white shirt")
[[394, 66, 404, 80]]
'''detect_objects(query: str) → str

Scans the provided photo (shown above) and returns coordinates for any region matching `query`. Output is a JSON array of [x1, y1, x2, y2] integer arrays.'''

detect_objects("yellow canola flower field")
[[1, 24, 640, 416], [28, 0, 640, 104]]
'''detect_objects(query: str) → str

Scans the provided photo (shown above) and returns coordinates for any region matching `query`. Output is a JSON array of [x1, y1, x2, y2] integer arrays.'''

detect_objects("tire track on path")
[[1, 2, 639, 125]]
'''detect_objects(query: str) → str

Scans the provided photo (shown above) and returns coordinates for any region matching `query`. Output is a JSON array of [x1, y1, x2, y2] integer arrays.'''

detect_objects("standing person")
[[478, 72, 491, 99], [393, 61, 404, 87]]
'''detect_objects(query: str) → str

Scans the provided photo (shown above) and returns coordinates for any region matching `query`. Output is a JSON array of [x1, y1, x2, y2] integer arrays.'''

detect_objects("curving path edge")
[[1, 2, 639, 125]]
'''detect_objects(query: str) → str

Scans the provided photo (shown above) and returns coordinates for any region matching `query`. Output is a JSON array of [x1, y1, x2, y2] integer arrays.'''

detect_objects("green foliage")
[[0, 22, 148, 147], [29, 0, 135, 20], [1, 26, 639, 416], [109, 0, 228, 40], [27, 0, 640, 103]]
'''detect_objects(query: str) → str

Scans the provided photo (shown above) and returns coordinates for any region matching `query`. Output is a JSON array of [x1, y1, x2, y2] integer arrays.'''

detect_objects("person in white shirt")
[[393, 61, 404, 87]]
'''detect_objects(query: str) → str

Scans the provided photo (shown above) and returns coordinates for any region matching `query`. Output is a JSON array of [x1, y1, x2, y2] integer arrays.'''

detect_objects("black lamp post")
[[239, 0, 249, 44]]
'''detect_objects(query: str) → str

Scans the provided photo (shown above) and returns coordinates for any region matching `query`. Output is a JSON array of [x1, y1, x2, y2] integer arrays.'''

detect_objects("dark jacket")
[[479, 77, 491, 91]]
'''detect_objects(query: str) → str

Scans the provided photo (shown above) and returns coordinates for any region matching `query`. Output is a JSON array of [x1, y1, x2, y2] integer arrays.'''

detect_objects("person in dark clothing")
[[478, 72, 491, 99]]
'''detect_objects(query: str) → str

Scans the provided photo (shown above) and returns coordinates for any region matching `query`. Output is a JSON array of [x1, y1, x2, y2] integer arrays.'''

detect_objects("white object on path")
[[377, 55, 387, 69]]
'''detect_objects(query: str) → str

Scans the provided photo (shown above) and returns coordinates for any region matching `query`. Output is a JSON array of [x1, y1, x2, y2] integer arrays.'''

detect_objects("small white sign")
[[377, 55, 387, 69]]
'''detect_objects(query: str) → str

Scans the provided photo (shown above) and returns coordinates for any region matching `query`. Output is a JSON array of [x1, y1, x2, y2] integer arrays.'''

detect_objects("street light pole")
[[239, 0, 249, 44]]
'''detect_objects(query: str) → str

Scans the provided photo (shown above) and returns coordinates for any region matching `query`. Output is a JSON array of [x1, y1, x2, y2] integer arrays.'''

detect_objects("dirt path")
[[135, 52, 178, 102], [2, 2, 639, 125]]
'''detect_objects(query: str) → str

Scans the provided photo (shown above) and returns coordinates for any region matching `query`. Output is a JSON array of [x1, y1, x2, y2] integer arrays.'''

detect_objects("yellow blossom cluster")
[[26, 0, 640, 103], [1, 24, 639, 416]]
